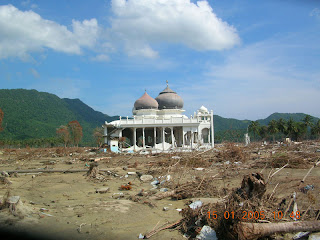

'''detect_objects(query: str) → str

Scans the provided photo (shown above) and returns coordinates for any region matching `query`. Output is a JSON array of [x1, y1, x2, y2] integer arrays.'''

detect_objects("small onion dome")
[[155, 84, 184, 109], [199, 105, 209, 113], [134, 91, 159, 110]]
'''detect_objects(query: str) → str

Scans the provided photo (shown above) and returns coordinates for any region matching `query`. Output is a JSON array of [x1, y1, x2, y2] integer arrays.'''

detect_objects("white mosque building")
[[103, 82, 214, 152]]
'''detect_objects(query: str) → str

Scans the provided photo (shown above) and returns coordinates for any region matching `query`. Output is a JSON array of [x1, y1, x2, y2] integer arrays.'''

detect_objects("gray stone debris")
[[196, 225, 218, 240], [7, 196, 20, 204]]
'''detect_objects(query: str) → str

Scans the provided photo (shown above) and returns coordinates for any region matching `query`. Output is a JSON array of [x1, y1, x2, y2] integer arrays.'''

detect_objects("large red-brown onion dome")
[[155, 84, 184, 109], [134, 91, 159, 110]]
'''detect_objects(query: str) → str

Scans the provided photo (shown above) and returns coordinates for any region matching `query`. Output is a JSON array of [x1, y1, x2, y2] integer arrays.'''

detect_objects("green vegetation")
[[0, 89, 117, 146], [248, 114, 319, 142]]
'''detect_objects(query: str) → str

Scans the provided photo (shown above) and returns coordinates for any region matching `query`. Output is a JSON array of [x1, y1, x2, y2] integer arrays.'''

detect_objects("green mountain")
[[0, 89, 118, 145], [256, 112, 318, 125]]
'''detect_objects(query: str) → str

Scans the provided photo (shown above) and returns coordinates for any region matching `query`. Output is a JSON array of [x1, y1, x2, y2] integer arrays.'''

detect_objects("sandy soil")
[[0, 141, 319, 240]]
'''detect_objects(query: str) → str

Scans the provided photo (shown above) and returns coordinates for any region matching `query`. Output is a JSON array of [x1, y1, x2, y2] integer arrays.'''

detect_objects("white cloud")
[[110, 0, 240, 57], [29, 68, 39, 78], [180, 36, 320, 119], [0, 4, 99, 59], [91, 54, 110, 62], [310, 8, 320, 18]]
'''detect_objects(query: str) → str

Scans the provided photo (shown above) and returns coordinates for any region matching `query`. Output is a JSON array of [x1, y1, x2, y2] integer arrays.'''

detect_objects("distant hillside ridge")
[[0, 89, 118, 144]]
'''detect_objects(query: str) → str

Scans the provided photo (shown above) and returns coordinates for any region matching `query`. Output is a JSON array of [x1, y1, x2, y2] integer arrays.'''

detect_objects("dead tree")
[[237, 221, 320, 240]]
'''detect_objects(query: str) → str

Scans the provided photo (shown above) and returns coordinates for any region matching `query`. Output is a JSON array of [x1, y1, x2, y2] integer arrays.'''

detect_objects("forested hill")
[[256, 112, 314, 125], [0, 89, 118, 144]]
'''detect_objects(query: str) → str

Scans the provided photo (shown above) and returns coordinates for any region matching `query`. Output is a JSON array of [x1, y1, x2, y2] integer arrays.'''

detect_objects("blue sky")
[[0, 0, 319, 120]]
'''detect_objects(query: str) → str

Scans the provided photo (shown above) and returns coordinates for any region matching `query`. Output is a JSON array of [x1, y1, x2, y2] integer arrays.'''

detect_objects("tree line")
[[248, 115, 320, 142], [0, 107, 105, 148]]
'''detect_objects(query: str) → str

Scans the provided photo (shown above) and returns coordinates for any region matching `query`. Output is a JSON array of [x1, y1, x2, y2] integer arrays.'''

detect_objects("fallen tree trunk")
[[5, 169, 111, 174], [237, 221, 320, 240], [149, 190, 176, 200]]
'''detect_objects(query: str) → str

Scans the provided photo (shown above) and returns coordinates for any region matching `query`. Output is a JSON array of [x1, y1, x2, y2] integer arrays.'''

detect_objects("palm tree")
[[277, 118, 287, 135], [258, 125, 268, 141], [303, 115, 313, 127], [303, 114, 313, 140], [287, 118, 298, 140], [248, 121, 260, 141], [311, 120, 320, 140], [268, 120, 279, 142]]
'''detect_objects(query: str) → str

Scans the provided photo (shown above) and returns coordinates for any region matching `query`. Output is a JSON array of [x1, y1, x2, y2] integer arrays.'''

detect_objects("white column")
[[182, 128, 185, 148], [154, 127, 157, 148], [210, 110, 214, 148], [142, 127, 145, 149], [171, 127, 174, 147], [191, 131, 193, 149], [162, 127, 165, 151], [103, 126, 108, 144], [133, 128, 136, 151]]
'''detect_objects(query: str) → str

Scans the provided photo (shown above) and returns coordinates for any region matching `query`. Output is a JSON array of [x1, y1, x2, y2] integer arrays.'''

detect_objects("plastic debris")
[[189, 200, 203, 210], [151, 179, 160, 186], [293, 232, 310, 240], [176, 208, 182, 212], [194, 168, 204, 171], [140, 175, 153, 182], [163, 207, 169, 211], [300, 185, 314, 194], [196, 225, 218, 240], [166, 175, 171, 181], [309, 232, 320, 240], [160, 188, 168, 192], [138, 233, 144, 239]]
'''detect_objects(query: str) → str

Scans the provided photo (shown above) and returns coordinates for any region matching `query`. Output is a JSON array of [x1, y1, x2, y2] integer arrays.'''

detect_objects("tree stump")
[[239, 173, 266, 199], [87, 162, 99, 178]]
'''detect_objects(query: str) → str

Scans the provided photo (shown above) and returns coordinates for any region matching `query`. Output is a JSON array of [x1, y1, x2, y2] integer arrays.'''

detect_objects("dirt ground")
[[0, 141, 319, 240]]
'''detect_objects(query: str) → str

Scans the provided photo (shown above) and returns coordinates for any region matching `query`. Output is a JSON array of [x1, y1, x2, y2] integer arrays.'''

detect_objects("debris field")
[[0, 141, 320, 240]]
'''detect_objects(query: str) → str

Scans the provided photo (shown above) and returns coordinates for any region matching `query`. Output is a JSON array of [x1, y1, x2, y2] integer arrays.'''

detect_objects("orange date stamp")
[[207, 211, 300, 220]]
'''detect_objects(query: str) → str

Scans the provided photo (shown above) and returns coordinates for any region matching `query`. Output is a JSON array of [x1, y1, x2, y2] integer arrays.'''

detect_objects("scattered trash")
[[160, 188, 168, 192], [176, 208, 182, 212], [166, 175, 171, 181], [127, 172, 136, 175], [163, 207, 169, 211], [95, 187, 110, 194], [293, 232, 310, 240], [196, 225, 217, 240], [140, 175, 153, 182], [172, 156, 181, 159], [194, 168, 204, 171], [189, 200, 203, 210], [138, 233, 144, 239], [309, 232, 320, 240], [120, 182, 132, 190], [300, 185, 314, 194], [151, 179, 160, 187], [1, 171, 9, 177], [39, 212, 53, 217], [112, 192, 124, 199]]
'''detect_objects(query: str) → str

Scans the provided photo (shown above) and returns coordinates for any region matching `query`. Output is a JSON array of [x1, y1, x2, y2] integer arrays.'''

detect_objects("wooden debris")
[[237, 221, 320, 240], [144, 219, 183, 239]]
